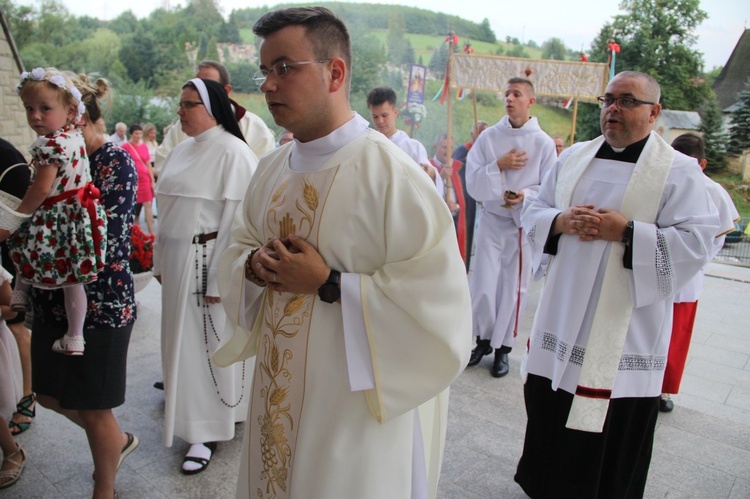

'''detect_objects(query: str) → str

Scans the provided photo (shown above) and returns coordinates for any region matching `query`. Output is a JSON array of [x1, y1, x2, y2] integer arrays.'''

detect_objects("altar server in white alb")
[[658, 133, 740, 412], [154, 78, 257, 474], [515, 71, 720, 498], [465, 77, 556, 378], [213, 7, 471, 499]]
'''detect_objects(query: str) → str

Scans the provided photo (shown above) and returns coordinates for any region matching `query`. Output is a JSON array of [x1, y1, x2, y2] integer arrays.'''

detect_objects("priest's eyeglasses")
[[253, 60, 332, 85], [597, 96, 656, 109]]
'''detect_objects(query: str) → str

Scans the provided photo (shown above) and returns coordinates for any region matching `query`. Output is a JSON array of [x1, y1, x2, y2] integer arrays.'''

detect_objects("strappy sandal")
[[8, 393, 35, 436], [181, 442, 217, 475], [0, 444, 25, 489]]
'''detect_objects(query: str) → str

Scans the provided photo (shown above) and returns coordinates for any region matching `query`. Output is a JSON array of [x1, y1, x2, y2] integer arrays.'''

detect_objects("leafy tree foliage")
[[428, 43, 449, 78], [728, 81, 750, 156], [478, 19, 496, 43], [698, 92, 728, 172], [541, 38, 567, 61], [350, 30, 387, 95], [386, 13, 415, 66], [508, 45, 529, 58]]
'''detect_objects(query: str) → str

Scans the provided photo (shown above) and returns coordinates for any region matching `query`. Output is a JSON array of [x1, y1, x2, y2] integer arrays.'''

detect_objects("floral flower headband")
[[17, 67, 87, 123]]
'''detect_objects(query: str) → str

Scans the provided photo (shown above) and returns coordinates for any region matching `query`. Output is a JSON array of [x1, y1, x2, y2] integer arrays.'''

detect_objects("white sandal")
[[52, 334, 85, 356], [0, 444, 25, 489], [9, 290, 29, 312]]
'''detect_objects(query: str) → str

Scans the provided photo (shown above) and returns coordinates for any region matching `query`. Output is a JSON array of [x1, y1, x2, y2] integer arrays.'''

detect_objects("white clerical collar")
[[290, 112, 370, 172], [432, 155, 446, 168]]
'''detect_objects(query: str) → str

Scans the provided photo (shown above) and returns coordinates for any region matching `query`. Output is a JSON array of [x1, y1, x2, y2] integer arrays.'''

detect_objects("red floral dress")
[[8, 126, 107, 288]]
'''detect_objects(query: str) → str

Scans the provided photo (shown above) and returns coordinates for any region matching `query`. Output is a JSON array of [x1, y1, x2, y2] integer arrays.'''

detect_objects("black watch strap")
[[621, 220, 634, 246], [317, 269, 341, 303]]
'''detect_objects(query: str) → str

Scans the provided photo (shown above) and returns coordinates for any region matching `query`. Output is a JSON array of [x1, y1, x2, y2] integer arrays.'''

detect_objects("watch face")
[[319, 283, 340, 303]]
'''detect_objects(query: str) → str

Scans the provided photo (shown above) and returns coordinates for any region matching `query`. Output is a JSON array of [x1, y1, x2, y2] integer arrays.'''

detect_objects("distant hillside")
[[235, 3, 563, 61], [232, 2, 496, 42]]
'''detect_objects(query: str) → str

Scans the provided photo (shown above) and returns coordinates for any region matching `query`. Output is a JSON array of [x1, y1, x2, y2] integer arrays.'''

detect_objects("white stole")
[[555, 132, 673, 432]]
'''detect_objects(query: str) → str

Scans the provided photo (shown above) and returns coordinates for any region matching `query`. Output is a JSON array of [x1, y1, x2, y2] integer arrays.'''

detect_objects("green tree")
[[0, 0, 36, 47], [108, 10, 138, 35], [478, 18, 496, 43], [698, 92, 728, 172], [577, 0, 710, 141], [351, 31, 387, 95], [386, 13, 415, 66], [508, 45, 529, 58], [728, 80, 750, 156], [428, 43, 449, 78], [541, 37, 567, 61]]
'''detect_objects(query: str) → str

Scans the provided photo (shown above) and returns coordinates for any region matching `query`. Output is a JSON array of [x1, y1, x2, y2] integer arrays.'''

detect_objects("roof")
[[713, 29, 750, 110], [656, 109, 701, 130]]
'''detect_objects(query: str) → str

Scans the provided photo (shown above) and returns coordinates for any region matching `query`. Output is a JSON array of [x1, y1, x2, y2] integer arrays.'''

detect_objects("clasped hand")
[[253, 234, 330, 294], [555, 205, 628, 242]]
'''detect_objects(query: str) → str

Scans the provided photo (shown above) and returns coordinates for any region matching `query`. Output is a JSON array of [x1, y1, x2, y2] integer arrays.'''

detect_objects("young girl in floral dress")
[[1, 67, 106, 356]]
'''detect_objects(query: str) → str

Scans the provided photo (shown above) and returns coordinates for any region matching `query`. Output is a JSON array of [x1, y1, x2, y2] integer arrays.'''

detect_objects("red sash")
[[43, 183, 104, 258]]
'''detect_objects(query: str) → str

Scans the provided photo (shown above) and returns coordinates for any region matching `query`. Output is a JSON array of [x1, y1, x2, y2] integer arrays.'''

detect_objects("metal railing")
[[715, 216, 750, 268]]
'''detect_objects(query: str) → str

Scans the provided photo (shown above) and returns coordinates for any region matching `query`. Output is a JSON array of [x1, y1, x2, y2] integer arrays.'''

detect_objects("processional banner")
[[451, 54, 609, 103]]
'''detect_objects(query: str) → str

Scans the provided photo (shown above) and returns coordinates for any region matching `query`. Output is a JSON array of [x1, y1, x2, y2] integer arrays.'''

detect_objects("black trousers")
[[515, 374, 658, 499]]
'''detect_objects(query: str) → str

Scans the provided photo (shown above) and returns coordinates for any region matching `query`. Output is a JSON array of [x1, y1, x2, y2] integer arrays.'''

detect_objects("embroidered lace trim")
[[537, 330, 666, 372], [655, 230, 675, 297]]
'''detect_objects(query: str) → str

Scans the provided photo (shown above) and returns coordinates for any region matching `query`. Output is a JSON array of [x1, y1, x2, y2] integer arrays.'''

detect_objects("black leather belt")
[[192, 231, 218, 244]]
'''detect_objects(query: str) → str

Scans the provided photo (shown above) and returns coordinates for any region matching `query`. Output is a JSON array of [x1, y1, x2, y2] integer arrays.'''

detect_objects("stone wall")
[[0, 15, 34, 159]]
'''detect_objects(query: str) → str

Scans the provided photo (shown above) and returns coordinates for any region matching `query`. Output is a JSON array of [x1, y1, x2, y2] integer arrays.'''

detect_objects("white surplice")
[[154, 125, 258, 446], [466, 116, 556, 348], [520, 133, 720, 399], [214, 115, 472, 499], [388, 129, 444, 195], [673, 171, 740, 302]]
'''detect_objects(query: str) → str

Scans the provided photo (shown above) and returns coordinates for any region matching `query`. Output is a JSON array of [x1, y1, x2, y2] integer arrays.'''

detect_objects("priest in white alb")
[[213, 8, 471, 499], [514, 71, 720, 498]]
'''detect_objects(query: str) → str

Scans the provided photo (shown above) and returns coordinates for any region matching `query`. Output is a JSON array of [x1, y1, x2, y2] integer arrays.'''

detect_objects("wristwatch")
[[621, 220, 635, 246], [318, 269, 341, 303]]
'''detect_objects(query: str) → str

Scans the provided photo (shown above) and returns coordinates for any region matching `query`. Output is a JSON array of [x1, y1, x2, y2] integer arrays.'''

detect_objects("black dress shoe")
[[659, 395, 674, 412], [153, 381, 164, 390], [467, 340, 493, 367], [490, 350, 509, 378]]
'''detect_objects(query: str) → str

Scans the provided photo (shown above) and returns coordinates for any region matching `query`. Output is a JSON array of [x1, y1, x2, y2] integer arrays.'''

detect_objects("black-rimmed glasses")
[[253, 60, 332, 85], [178, 101, 204, 111], [597, 96, 656, 109]]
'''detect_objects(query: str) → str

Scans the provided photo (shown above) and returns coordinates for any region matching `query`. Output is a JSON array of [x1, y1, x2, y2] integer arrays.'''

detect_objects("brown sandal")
[[0, 444, 25, 489]]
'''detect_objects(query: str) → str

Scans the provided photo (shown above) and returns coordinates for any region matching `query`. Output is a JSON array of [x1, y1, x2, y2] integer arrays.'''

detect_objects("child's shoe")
[[52, 334, 85, 356], [10, 290, 29, 312]]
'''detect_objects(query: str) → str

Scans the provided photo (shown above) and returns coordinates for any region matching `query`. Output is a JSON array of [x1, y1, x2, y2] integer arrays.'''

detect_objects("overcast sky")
[[20, 0, 750, 69]]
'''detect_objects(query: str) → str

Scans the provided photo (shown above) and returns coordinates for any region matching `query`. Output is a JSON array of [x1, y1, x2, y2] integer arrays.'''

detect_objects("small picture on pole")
[[408, 64, 426, 104]]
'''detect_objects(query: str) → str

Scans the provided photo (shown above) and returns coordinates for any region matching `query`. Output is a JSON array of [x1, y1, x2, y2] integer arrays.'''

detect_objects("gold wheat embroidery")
[[256, 293, 311, 497]]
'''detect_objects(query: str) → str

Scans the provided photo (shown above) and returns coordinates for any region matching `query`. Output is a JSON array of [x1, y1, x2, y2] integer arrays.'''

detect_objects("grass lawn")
[[368, 29, 547, 62], [709, 172, 750, 219]]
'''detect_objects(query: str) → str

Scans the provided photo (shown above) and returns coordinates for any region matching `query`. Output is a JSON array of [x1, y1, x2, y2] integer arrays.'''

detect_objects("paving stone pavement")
[[4, 262, 749, 498]]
